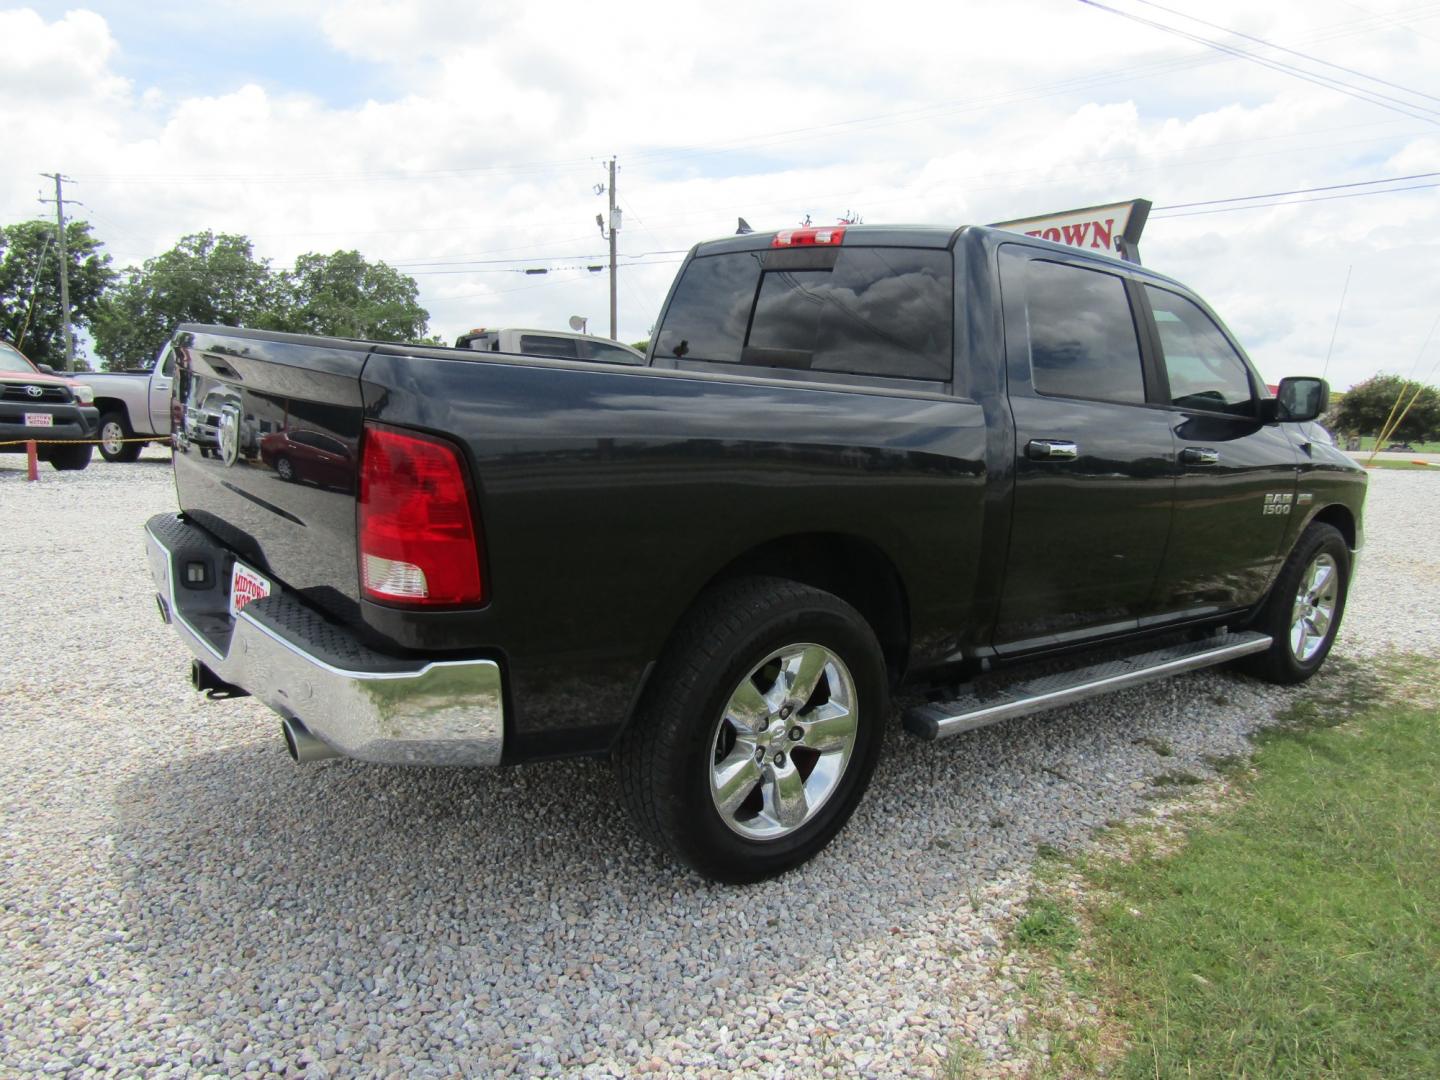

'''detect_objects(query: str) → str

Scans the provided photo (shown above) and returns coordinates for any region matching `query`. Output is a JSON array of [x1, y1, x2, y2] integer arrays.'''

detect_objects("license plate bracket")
[[23, 413, 53, 427]]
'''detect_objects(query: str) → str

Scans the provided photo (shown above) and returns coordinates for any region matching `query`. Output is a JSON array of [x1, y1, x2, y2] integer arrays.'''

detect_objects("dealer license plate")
[[24, 413, 53, 427], [230, 561, 272, 617]]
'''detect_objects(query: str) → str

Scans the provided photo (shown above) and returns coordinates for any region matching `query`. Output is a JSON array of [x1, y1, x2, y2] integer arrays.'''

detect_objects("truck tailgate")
[[171, 326, 372, 624]]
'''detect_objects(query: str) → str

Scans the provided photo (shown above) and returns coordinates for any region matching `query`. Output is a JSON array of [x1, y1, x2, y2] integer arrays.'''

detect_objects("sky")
[[2, 0, 1437, 391]]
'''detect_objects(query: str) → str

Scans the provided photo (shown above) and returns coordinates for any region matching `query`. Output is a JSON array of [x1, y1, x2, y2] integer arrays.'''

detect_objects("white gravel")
[[0, 453, 1428, 1077]]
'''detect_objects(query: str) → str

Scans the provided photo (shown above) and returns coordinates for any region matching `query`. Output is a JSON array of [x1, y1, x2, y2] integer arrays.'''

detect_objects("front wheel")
[[615, 576, 886, 883], [47, 443, 93, 471], [1244, 522, 1350, 684]]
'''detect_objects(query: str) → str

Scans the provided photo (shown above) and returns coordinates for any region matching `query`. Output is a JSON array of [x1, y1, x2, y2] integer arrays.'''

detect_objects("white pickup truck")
[[69, 344, 176, 461], [455, 327, 645, 364]]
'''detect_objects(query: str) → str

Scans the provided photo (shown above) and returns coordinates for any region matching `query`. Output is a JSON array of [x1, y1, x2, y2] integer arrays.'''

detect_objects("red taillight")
[[772, 226, 846, 248], [358, 424, 484, 606]]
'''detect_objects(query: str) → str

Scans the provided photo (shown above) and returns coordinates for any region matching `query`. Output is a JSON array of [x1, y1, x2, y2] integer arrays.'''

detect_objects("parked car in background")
[[259, 428, 354, 492], [0, 340, 98, 470], [66, 343, 176, 462], [455, 327, 645, 365]]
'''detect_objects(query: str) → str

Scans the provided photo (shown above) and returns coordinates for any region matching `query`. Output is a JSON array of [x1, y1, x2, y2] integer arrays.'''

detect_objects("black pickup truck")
[[146, 224, 1365, 881]]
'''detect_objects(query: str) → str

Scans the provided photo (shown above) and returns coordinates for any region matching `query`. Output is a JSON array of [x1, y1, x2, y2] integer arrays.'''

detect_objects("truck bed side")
[[171, 328, 989, 760]]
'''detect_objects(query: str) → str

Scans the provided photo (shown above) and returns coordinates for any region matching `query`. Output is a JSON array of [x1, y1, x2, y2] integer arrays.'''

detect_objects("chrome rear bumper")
[[145, 513, 504, 766]]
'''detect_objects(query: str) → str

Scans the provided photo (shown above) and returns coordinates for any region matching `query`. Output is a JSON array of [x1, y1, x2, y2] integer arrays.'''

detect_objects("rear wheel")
[[1244, 522, 1350, 684], [98, 412, 143, 463], [615, 576, 886, 883], [47, 443, 92, 471]]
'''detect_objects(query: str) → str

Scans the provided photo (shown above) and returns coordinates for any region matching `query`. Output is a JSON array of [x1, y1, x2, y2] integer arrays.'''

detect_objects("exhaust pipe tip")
[[281, 716, 341, 763]]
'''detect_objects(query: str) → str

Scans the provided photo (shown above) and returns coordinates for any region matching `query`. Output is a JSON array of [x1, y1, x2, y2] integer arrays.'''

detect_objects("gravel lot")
[[0, 451, 1429, 1078]]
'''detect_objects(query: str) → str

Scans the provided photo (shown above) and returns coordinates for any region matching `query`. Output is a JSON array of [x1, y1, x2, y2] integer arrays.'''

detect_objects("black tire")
[[615, 576, 887, 883], [274, 455, 295, 482], [47, 443, 93, 471], [98, 412, 143, 463], [1243, 522, 1350, 685]]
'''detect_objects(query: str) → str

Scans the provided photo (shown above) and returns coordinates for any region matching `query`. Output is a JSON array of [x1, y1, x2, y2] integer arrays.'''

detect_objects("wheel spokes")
[[797, 701, 855, 753], [725, 678, 770, 733], [712, 747, 762, 816], [765, 758, 809, 829], [708, 640, 859, 841], [780, 645, 830, 709]]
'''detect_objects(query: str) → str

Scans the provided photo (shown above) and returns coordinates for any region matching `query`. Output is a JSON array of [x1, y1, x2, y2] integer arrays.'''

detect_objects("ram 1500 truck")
[[69, 343, 176, 462], [145, 224, 1366, 882]]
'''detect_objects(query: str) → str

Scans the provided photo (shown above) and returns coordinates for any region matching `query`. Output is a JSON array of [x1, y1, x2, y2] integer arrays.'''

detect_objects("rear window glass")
[[519, 335, 580, 358], [656, 247, 952, 381]]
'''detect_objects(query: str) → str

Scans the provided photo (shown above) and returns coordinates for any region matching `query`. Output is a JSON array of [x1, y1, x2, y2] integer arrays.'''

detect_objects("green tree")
[[0, 219, 114, 370], [261, 250, 430, 342], [1333, 374, 1440, 443], [92, 231, 276, 370]]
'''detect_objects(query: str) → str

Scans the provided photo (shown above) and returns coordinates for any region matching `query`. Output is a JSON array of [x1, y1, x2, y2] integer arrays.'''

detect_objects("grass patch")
[[1360, 458, 1436, 470], [1353, 436, 1440, 452], [1069, 668, 1440, 1077], [1012, 896, 1081, 953], [1148, 769, 1203, 787]]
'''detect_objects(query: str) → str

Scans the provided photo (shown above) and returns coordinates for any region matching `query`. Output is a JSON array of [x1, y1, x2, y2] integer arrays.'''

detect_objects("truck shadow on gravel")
[[106, 667, 1296, 1067]]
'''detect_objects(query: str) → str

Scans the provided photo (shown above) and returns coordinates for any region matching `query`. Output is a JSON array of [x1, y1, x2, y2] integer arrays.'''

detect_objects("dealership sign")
[[991, 199, 1152, 264]]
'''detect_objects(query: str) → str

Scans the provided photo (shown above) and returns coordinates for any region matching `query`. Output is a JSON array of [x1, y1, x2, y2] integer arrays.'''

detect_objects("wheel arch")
[[692, 532, 912, 689], [94, 397, 134, 426], [1308, 503, 1357, 551]]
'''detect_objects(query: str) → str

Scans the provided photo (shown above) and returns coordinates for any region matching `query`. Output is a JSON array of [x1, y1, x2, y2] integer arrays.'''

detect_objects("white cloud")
[[0, 0, 1436, 387]]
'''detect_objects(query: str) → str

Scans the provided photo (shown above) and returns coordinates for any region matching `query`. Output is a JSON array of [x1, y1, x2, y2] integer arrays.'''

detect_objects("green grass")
[[1353, 435, 1440, 453], [1359, 458, 1437, 470], [1048, 669, 1440, 1078], [1013, 896, 1082, 953]]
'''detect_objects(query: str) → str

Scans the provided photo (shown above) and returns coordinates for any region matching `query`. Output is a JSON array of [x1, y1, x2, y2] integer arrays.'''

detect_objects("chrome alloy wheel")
[[101, 420, 125, 457], [1290, 552, 1339, 663], [708, 642, 858, 841]]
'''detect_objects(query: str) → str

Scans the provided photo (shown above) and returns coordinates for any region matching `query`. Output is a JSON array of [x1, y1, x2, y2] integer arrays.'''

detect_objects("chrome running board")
[[904, 631, 1272, 741]]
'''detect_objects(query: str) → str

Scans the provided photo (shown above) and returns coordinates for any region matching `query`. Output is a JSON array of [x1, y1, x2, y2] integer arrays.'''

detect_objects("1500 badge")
[[1263, 492, 1294, 515]]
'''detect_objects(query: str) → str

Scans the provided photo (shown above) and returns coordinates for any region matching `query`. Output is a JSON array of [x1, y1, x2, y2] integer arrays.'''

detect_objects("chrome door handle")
[[1181, 446, 1219, 466], [1026, 439, 1079, 461]]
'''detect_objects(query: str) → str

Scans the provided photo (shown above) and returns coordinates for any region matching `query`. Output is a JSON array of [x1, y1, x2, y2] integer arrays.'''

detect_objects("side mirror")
[[1269, 376, 1329, 423], [37, 363, 57, 376]]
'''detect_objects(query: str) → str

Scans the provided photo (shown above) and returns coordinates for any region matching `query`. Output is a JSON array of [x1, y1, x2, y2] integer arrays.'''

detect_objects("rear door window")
[[1007, 257, 1147, 404], [656, 247, 953, 382]]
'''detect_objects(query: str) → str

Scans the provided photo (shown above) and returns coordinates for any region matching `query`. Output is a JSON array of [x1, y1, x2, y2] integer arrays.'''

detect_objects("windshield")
[[0, 341, 40, 375]]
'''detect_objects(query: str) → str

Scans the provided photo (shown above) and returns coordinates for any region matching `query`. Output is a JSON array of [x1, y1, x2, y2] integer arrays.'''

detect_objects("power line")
[[1152, 180, 1440, 217], [1130, 0, 1440, 105], [1155, 171, 1440, 210], [1076, 0, 1440, 126]]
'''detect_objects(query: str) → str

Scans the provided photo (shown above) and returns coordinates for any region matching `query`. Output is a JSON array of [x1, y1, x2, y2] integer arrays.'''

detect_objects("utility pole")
[[607, 157, 618, 340], [594, 158, 622, 339], [39, 172, 76, 371]]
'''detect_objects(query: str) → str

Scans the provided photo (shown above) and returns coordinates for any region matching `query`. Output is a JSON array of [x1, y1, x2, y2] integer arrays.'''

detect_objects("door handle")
[[1026, 439, 1078, 461], [1181, 446, 1220, 466]]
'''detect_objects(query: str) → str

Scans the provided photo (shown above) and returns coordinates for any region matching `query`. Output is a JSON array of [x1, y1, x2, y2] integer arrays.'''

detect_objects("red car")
[[0, 340, 100, 470], [259, 428, 354, 491]]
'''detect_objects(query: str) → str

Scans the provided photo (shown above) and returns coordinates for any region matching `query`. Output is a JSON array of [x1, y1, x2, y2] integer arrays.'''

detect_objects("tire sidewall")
[[665, 596, 886, 880]]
